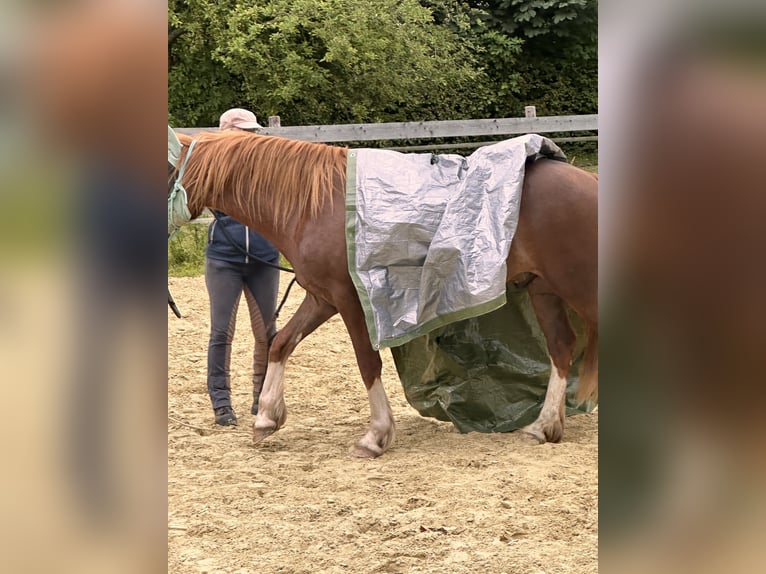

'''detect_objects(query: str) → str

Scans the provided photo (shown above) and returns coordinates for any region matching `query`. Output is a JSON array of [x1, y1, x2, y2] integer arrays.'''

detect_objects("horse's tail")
[[576, 325, 598, 403]]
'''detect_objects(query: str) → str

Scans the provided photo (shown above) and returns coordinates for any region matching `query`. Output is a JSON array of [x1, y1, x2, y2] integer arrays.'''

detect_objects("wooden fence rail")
[[175, 113, 598, 144]]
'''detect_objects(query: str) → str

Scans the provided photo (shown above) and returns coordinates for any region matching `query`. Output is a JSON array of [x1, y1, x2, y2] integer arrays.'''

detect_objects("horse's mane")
[[177, 130, 347, 228]]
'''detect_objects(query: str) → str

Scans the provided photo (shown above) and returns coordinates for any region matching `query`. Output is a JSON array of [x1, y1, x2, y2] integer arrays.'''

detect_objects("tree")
[[508, 0, 597, 115], [474, 0, 597, 44], [168, 0, 244, 126], [168, 0, 596, 125], [169, 0, 489, 126], [420, 0, 597, 117]]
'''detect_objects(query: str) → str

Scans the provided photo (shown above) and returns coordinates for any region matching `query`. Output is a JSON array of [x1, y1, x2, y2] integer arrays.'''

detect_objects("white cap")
[[219, 108, 262, 130]]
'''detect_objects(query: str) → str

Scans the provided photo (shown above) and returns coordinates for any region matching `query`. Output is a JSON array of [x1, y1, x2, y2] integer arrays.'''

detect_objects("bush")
[[168, 224, 208, 277]]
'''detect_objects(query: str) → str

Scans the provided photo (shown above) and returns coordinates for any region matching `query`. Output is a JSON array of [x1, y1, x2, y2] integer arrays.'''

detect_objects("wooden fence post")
[[525, 106, 537, 118], [269, 116, 281, 128]]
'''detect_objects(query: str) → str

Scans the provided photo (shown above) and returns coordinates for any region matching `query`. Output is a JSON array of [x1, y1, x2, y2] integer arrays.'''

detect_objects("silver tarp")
[[345, 134, 566, 350]]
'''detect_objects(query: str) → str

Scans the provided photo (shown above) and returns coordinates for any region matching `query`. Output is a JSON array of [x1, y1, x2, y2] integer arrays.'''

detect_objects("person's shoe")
[[214, 406, 237, 426]]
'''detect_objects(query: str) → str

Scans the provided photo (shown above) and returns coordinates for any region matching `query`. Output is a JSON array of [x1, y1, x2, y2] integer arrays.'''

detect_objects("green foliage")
[[168, 0, 597, 131], [170, 0, 488, 126], [168, 224, 207, 277], [414, 0, 597, 117], [513, 49, 598, 115], [481, 0, 597, 43]]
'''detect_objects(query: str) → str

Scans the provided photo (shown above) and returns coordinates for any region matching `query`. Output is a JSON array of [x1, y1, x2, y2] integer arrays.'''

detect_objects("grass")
[[168, 224, 208, 277], [559, 140, 598, 173]]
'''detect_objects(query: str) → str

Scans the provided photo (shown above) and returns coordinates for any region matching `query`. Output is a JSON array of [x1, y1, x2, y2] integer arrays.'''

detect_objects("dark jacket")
[[205, 211, 279, 265]]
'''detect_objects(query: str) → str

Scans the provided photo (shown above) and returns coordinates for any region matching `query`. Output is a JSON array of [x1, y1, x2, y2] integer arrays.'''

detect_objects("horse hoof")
[[519, 428, 547, 444], [350, 443, 384, 459], [520, 421, 564, 444], [252, 424, 277, 445]]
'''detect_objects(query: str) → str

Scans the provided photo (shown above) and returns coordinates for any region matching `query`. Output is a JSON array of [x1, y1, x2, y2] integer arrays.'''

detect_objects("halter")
[[168, 139, 197, 239]]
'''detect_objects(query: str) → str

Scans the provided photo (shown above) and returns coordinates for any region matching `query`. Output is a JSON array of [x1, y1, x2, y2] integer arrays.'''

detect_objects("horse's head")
[[167, 127, 204, 236]]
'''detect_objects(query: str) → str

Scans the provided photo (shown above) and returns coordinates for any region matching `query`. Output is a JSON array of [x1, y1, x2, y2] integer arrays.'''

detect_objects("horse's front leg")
[[253, 293, 337, 444], [337, 299, 395, 458]]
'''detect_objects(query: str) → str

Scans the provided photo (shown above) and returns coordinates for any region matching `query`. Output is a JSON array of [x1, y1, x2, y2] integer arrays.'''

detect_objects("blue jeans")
[[205, 257, 280, 410]]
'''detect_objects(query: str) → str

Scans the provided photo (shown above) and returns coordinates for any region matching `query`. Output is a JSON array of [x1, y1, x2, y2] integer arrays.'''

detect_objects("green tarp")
[[390, 284, 594, 433]]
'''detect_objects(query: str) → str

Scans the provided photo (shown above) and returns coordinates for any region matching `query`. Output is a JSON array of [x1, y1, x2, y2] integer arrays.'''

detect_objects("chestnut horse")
[[171, 130, 598, 457]]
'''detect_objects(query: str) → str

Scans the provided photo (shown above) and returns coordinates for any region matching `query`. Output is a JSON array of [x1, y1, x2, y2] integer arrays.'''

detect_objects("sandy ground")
[[168, 275, 598, 574]]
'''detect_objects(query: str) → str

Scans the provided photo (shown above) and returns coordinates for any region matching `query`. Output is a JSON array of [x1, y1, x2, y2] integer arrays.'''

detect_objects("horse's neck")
[[202, 188, 299, 261]]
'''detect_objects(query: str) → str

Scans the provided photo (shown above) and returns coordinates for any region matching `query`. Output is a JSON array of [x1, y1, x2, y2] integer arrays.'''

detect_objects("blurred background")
[[0, 1, 166, 572], [0, 0, 764, 572], [600, 1, 766, 572]]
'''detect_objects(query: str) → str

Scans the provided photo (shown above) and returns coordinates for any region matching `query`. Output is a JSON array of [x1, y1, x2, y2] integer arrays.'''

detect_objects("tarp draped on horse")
[[346, 135, 567, 350], [168, 127, 597, 457]]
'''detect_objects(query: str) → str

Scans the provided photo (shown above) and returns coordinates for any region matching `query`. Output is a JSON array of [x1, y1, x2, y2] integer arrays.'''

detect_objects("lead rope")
[[168, 287, 182, 318], [268, 277, 297, 332]]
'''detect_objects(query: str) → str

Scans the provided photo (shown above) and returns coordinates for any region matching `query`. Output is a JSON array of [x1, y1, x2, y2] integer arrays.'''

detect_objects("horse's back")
[[523, 158, 597, 212]]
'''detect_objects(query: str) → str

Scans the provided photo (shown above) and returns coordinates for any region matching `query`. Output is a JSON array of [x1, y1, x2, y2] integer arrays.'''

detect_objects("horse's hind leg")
[[521, 279, 577, 444], [253, 292, 337, 444]]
